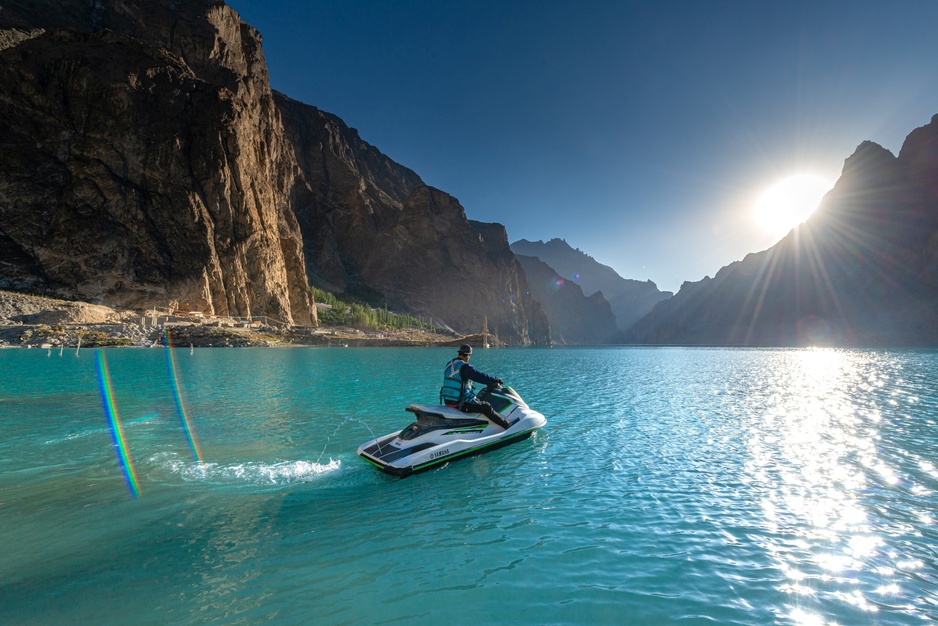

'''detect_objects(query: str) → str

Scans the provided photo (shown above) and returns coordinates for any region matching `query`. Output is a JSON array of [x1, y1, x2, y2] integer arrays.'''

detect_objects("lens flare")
[[753, 173, 832, 238], [96, 351, 140, 497], [165, 328, 203, 463]]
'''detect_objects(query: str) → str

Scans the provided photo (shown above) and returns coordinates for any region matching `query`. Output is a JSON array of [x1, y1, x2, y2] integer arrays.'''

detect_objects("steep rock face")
[[0, 0, 314, 325], [515, 254, 619, 344], [276, 93, 549, 344], [626, 117, 938, 346], [363, 187, 549, 344], [275, 92, 424, 295], [510, 238, 672, 330]]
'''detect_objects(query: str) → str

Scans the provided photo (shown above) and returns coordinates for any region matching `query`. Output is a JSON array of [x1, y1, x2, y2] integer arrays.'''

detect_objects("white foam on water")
[[162, 455, 342, 485], [44, 430, 98, 444], [44, 413, 160, 444]]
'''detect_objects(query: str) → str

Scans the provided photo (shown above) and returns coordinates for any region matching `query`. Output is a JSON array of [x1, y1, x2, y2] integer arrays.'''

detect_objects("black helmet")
[[458, 344, 472, 355]]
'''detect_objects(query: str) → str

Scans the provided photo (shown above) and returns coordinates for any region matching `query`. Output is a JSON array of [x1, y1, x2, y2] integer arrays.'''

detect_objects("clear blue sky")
[[227, 0, 938, 294]]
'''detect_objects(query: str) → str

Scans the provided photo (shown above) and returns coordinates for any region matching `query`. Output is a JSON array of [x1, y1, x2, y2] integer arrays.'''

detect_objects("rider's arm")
[[460, 362, 500, 386]]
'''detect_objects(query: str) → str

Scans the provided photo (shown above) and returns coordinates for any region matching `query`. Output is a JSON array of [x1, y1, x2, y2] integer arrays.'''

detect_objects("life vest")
[[441, 357, 475, 406]]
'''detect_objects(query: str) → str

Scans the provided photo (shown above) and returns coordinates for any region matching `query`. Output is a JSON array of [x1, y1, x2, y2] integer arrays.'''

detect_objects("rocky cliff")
[[515, 254, 619, 344], [276, 93, 549, 344], [274, 92, 425, 295], [0, 0, 315, 325], [511, 238, 672, 330], [0, 0, 550, 341], [625, 115, 938, 346]]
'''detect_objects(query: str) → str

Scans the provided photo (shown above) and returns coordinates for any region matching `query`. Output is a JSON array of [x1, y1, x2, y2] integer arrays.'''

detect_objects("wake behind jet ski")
[[357, 384, 547, 477]]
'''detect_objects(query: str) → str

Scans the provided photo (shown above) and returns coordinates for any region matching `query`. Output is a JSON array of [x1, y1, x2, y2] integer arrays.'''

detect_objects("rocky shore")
[[0, 291, 496, 349]]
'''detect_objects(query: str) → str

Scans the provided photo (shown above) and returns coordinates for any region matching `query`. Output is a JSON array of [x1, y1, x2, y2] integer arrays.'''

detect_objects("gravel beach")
[[0, 291, 474, 349]]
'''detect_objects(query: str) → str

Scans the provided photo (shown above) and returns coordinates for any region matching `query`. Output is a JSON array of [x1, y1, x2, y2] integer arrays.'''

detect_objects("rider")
[[441, 344, 512, 430]]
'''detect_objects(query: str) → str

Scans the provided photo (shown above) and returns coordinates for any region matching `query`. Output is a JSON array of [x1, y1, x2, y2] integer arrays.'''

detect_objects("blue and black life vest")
[[441, 357, 475, 407]]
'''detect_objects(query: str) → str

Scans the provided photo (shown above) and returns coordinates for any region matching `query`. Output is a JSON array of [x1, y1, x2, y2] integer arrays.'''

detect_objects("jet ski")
[[357, 385, 546, 477]]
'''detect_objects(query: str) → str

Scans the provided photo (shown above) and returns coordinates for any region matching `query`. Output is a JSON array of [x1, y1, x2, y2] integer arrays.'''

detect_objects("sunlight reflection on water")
[[735, 348, 936, 623]]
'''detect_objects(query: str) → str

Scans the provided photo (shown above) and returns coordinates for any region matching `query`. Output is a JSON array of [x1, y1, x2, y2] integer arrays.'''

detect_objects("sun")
[[753, 173, 833, 238]]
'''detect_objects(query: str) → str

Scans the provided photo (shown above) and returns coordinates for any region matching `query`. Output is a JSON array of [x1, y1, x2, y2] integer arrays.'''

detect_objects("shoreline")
[[0, 290, 493, 349], [0, 324, 468, 349]]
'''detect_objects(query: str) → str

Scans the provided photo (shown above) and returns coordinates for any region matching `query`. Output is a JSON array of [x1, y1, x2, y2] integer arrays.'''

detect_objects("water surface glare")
[[1, 347, 936, 624]]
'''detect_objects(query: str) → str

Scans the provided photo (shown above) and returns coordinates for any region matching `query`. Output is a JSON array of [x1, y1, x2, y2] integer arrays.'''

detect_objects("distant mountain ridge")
[[514, 254, 619, 344], [626, 115, 938, 346], [510, 238, 672, 331]]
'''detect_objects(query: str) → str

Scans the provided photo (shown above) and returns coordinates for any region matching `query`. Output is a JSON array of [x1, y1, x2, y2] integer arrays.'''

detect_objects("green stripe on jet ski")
[[444, 427, 487, 435], [410, 428, 539, 473], [357, 428, 540, 477]]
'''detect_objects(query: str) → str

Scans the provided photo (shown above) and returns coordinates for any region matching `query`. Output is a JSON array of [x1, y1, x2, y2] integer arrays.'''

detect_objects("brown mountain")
[[625, 115, 938, 346], [276, 93, 549, 344], [0, 0, 315, 325], [0, 0, 548, 342], [274, 92, 425, 296]]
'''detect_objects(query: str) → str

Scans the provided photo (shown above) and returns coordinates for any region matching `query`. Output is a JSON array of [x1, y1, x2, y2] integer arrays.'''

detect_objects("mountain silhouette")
[[511, 238, 671, 331], [626, 116, 938, 346]]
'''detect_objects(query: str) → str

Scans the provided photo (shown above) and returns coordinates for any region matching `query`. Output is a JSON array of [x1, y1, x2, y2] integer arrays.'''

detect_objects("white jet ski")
[[357, 385, 546, 477]]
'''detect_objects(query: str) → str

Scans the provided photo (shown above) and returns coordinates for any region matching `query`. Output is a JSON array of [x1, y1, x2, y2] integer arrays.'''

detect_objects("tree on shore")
[[311, 286, 441, 332]]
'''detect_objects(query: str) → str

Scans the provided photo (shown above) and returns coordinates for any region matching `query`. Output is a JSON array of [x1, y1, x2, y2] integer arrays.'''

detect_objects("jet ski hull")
[[358, 426, 540, 477], [357, 386, 546, 477]]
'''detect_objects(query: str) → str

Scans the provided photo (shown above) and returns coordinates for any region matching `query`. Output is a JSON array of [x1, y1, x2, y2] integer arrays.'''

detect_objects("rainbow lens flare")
[[96, 351, 140, 497], [164, 328, 203, 464]]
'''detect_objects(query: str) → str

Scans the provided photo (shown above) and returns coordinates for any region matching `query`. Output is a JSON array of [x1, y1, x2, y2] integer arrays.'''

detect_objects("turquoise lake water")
[[1, 346, 936, 625]]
